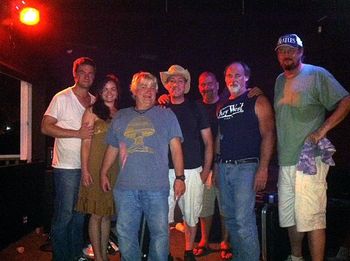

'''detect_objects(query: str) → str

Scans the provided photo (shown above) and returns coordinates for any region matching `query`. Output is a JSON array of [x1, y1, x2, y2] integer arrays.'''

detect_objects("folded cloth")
[[297, 137, 336, 175]]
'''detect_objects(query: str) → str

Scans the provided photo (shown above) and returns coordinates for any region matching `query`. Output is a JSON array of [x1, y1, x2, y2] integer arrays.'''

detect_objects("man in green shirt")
[[274, 34, 350, 261]]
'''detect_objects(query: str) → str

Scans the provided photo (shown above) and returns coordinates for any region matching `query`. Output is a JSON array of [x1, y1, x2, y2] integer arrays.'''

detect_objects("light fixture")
[[19, 7, 40, 26]]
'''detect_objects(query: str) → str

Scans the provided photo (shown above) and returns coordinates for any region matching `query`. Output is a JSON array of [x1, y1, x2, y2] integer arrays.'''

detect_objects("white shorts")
[[168, 167, 204, 227], [278, 157, 329, 232]]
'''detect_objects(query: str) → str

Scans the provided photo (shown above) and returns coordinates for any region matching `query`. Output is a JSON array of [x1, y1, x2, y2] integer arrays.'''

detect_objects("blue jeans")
[[115, 189, 169, 261], [217, 162, 260, 261], [51, 168, 85, 261]]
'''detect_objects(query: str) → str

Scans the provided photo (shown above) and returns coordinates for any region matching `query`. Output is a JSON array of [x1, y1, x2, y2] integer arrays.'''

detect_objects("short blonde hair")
[[130, 72, 158, 96]]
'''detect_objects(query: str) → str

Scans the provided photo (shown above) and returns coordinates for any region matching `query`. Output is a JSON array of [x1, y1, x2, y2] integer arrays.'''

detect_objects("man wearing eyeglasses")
[[274, 34, 350, 261]]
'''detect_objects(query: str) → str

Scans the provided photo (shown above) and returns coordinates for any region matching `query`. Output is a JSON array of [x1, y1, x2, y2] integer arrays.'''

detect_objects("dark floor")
[[0, 227, 227, 261], [1, 167, 349, 261]]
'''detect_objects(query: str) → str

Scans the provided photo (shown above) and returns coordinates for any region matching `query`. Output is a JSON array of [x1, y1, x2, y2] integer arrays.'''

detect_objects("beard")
[[201, 89, 214, 98], [230, 83, 241, 94], [282, 58, 301, 71]]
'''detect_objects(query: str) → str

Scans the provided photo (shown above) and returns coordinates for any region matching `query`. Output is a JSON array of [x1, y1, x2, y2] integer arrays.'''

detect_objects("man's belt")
[[218, 157, 259, 165]]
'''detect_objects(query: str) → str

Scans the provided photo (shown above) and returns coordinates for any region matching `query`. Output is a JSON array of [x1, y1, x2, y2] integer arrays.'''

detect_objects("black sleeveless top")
[[217, 92, 261, 160]]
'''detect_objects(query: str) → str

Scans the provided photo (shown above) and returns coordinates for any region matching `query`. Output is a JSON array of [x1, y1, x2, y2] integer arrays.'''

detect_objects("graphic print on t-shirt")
[[124, 115, 155, 154], [217, 102, 244, 120]]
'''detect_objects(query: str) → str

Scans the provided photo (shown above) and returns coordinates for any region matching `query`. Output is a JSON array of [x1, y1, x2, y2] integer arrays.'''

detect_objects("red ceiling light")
[[19, 7, 40, 26]]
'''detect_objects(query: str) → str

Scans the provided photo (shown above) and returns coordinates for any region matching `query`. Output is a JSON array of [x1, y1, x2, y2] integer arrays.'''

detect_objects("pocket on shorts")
[[303, 180, 327, 215]]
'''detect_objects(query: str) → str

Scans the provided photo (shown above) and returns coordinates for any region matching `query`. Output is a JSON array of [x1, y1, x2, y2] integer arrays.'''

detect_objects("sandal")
[[220, 241, 233, 260], [220, 248, 233, 260], [193, 245, 211, 257]]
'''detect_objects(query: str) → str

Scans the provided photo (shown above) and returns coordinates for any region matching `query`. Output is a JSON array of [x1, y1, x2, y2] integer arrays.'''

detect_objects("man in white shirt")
[[41, 57, 96, 261]]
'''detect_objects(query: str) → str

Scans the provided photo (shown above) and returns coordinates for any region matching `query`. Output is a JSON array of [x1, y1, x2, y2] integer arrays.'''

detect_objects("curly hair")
[[92, 74, 121, 121]]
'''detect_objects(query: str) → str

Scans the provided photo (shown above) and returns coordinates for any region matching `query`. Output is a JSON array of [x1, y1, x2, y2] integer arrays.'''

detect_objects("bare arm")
[[309, 95, 350, 143], [200, 127, 214, 183], [80, 109, 96, 187], [254, 95, 276, 192], [100, 145, 119, 192], [169, 137, 185, 199], [41, 115, 94, 139]]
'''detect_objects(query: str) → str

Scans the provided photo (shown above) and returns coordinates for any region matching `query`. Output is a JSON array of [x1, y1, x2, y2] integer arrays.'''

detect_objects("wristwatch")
[[175, 175, 186, 181]]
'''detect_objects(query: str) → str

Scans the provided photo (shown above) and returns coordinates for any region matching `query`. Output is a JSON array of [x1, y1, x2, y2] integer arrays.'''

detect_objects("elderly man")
[[160, 65, 213, 261], [100, 72, 185, 261], [41, 57, 96, 261], [274, 34, 350, 261], [216, 61, 275, 261]]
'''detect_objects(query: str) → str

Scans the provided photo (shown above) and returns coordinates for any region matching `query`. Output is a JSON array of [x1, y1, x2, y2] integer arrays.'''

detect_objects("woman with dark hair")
[[76, 74, 121, 261]]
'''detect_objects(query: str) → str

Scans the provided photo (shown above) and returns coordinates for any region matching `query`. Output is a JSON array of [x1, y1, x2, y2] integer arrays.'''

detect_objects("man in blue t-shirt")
[[274, 34, 350, 261], [216, 61, 275, 261], [100, 72, 185, 261]]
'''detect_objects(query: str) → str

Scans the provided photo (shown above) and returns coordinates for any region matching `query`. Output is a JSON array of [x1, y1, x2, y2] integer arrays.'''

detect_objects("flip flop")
[[193, 246, 211, 257], [219, 241, 233, 260], [220, 248, 233, 260]]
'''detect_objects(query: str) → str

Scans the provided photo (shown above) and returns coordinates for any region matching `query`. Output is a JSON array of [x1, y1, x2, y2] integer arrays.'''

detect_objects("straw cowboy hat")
[[160, 65, 191, 94]]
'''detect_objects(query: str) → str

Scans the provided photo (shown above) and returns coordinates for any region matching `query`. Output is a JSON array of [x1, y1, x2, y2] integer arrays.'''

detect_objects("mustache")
[[201, 89, 214, 93]]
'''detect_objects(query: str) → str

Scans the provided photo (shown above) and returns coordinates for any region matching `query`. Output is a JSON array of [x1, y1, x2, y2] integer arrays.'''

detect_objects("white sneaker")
[[82, 244, 94, 258], [285, 255, 305, 261]]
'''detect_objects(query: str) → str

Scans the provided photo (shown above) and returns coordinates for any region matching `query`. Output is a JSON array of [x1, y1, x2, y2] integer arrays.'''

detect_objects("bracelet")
[[175, 175, 186, 181]]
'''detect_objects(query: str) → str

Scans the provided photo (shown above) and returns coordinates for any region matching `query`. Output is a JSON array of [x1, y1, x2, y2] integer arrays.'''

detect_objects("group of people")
[[41, 33, 350, 261]]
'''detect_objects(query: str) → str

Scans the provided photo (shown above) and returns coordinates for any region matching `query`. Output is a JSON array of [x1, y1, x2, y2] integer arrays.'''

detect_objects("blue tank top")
[[217, 92, 261, 160]]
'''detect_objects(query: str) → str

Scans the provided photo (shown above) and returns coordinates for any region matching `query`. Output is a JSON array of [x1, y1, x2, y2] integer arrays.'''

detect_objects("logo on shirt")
[[124, 116, 155, 154], [217, 102, 244, 119]]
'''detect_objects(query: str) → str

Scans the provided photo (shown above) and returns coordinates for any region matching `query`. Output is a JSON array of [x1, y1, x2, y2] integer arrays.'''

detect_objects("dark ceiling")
[[1, 0, 350, 99], [1, 0, 350, 166], [43, 0, 350, 63]]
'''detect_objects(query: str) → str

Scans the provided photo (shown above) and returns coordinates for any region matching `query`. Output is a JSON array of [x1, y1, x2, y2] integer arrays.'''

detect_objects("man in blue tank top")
[[215, 61, 275, 261], [274, 34, 350, 261]]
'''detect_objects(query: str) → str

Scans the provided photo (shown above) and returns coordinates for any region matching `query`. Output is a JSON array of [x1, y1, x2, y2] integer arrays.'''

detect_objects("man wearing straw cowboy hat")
[[160, 65, 213, 261]]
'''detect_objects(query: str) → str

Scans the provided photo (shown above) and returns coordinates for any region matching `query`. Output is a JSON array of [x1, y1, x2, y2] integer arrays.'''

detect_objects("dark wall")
[[1, 0, 349, 166], [0, 162, 46, 250]]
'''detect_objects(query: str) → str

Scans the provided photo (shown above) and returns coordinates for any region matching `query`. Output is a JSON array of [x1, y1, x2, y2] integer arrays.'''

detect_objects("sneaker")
[[82, 244, 94, 259], [285, 255, 305, 261]]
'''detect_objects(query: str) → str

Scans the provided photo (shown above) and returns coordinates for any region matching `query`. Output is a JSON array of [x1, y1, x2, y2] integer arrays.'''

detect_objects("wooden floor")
[[0, 227, 226, 261]]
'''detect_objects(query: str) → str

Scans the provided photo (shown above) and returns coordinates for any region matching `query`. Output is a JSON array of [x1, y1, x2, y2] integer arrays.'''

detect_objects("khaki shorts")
[[200, 172, 223, 217], [168, 167, 204, 227], [278, 157, 329, 232]]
